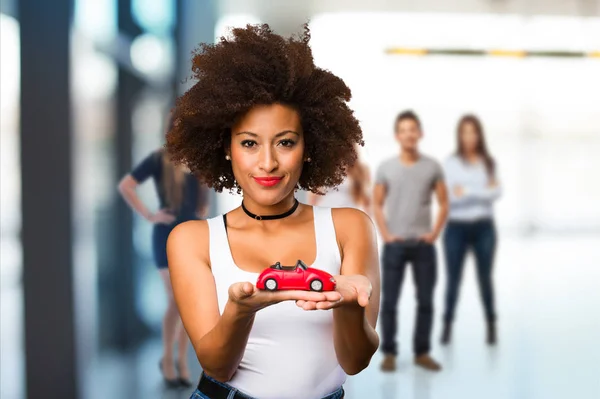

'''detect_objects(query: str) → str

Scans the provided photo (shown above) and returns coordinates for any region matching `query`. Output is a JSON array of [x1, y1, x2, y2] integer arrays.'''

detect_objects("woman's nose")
[[258, 148, 278, 172]]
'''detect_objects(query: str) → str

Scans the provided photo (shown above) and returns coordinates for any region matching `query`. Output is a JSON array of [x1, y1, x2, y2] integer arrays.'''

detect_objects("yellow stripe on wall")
[[385, 48, 427, 56], [385, 47, 600, 59], [488, 50, 526, 58]]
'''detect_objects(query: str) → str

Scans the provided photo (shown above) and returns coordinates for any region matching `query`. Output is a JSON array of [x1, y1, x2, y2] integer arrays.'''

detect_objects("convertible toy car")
[[256, 260, 336, 292]]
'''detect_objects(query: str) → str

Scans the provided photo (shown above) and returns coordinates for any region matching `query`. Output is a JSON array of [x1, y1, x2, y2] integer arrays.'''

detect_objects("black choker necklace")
[[242, 198, 299, 221]]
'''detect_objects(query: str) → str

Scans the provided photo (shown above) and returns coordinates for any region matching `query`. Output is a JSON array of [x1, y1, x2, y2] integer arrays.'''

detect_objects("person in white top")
[[307, 144, 371, 212], [440, 114, 501, 347], [164, 23, 380, 399]]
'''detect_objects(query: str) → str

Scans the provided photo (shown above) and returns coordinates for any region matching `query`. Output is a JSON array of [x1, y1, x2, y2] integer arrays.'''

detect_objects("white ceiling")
[[218, 0, 600, 35]]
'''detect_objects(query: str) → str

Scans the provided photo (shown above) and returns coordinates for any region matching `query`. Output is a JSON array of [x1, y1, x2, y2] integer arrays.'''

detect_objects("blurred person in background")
[[307, 144, 371, 212], [118, 114, 211, 388], [441, 114, 501, 346], [165, 24, 380, 399], [373, 110, 449, 372]]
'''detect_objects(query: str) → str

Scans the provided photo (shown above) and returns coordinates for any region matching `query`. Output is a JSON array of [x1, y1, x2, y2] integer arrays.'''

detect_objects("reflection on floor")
[[84, 338, 201, 399], [3, 235, 600, 398]]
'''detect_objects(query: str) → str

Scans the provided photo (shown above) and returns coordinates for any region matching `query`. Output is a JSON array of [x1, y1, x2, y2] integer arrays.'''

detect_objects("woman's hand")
[[419, 231, 438, 244], [149, 208, 176, 225], [453, 185, 464, 198], [228, 282, 343, 316], [295, 274, 372, 311]]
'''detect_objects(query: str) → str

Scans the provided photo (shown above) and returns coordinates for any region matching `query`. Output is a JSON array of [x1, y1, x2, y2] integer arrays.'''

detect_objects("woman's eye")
[[241, 140, 257, 148], [279, 139, 296, 147]]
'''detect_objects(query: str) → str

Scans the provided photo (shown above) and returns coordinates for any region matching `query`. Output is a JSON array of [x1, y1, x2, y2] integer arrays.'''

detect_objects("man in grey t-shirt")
[[373, 110, 448, 372]]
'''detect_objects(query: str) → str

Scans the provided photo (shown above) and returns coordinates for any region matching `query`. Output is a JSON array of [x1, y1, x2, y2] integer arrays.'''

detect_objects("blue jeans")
[[190, 373, 345, 399], [380, 240, 437, 356], [442, 219, 497, 323]]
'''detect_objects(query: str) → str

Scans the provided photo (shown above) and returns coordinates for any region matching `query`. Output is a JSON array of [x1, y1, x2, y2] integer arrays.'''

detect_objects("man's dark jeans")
[[380, 240, 437, 356]]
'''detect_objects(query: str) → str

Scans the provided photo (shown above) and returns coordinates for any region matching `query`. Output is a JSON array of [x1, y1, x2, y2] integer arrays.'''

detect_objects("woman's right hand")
[[149, 209, 176, 225], [453, 185, 465, 198], [228, 282, 342, 316]]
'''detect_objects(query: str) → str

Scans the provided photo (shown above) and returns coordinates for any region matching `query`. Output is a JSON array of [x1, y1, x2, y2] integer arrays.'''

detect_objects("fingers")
[[316, 300, 342, 310], [295, 300, 342, 311], [323, 291, 343, 302], [158, 215, 176, 224], [270, 290, 323, 303], [271, 290, 340, 303], [357, 290, 370, 307], [231, 282, 255, 300], [241, 282, 255, 297]]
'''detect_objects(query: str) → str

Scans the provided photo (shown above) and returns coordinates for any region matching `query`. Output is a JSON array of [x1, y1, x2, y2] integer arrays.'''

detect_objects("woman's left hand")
[[295, 274, 372, 311], [453, 185, 464, 198]]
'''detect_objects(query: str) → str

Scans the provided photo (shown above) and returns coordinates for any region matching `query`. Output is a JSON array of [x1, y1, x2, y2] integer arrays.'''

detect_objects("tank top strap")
[[312, 206, 342, 273], [206, 214, 232, 270]]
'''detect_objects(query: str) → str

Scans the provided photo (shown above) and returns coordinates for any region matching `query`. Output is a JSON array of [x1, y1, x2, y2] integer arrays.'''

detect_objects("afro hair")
[[166, 23, 363, 194]]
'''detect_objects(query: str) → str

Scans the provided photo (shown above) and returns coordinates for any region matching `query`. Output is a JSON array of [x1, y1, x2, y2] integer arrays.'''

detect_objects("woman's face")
[[460, 122, 480, 153], [228, 103, 305, 206]]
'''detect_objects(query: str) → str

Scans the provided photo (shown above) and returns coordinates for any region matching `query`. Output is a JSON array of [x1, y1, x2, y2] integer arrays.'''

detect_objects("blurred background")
[[1, 0, 599, 398]]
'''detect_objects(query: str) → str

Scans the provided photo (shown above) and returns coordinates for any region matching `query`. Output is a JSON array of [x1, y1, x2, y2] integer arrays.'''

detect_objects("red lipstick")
[[253, 176, 283, 187]]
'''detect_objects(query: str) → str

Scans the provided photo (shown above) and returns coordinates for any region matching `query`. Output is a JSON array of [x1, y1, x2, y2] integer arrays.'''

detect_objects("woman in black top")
[[118, 138, 210, 388]]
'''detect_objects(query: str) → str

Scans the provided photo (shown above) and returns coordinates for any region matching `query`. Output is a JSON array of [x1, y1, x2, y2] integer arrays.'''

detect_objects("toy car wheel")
[[309, 279, 323, 292], [265, 278, 278, 291]]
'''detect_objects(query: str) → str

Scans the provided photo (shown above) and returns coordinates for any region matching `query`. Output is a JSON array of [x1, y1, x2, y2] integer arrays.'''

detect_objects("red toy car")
[[256, 260, 336, 292]]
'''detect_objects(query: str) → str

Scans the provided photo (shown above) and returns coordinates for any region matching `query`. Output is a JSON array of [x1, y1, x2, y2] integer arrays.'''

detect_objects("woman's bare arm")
[[167, 221, 255, 382], [331, 208, 380, 374], [117, 175, 153, 221]]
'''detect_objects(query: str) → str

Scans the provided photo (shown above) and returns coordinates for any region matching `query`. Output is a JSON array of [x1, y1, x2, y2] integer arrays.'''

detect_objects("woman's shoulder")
[[167, 218, 219, 273], [330, 207, 376, 244], [168, 219, 210, 257], [150, 148, 165, 161], [331, 206, 372, 220], [144, 149, 164, 170]]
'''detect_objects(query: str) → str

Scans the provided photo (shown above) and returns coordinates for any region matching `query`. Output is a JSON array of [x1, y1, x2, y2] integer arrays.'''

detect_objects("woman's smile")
[[253, 176, 284, 187]]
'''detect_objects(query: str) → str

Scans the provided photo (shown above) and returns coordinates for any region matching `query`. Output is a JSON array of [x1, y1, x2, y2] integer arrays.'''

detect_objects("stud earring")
[[225, 154, 231, 161], [305, 157, 311, 163]]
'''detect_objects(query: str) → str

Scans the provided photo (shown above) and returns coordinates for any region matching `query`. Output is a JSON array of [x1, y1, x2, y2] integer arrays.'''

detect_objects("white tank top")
[[318, 178, 358, 209], [206, 206, 346, 399]]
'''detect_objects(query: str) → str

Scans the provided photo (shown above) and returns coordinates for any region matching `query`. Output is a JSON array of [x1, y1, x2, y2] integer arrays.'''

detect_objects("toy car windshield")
[[269, 260, 308, 271], [295, 260, 308, 270]]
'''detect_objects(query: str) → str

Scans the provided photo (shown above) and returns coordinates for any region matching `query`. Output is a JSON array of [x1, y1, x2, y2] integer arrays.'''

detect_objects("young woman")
[[165, 24, 380, 399], [307, 144, 371, 212], [118, 130, 210, 388], [441, 114, 501, 346]]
